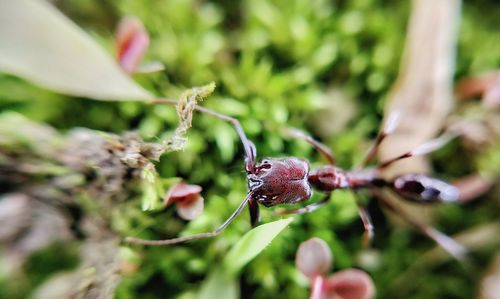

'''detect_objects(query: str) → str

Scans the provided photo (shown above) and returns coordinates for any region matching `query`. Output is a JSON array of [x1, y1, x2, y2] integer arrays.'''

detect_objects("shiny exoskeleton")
[[247, 158, 459, 223], [126, 101, 465, 260], [249, 161, 459, 206]]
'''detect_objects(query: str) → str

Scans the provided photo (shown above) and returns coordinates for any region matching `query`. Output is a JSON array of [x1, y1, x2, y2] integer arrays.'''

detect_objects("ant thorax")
[[308, 165, 350, 191], [247, 157, 312, 207]]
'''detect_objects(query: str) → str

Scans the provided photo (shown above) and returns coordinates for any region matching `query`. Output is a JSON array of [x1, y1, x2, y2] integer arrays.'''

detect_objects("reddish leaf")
[[296, 237, 333, 279], [164, 182, 203, 206], [115, 17, 150, 73], [164, 182, 204, 220], [177, 196, 204, 221], [321, 269, 375, 299]]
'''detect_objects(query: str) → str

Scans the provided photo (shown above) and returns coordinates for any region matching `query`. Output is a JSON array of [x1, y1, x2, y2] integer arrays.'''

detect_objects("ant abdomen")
[[390, 174, 460, 204]]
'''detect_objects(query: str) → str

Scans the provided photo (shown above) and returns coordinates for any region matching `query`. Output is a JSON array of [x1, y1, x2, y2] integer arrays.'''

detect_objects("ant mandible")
[[126, 99, 466, 260]]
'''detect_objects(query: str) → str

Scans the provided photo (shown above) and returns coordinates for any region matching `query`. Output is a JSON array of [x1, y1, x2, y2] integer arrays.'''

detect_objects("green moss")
[[1, 0, 499, 298]]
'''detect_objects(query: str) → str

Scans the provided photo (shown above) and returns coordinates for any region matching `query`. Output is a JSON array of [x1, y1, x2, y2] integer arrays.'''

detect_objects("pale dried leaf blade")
[[163, 82, 216, 152], [0, 0, 153, 101]]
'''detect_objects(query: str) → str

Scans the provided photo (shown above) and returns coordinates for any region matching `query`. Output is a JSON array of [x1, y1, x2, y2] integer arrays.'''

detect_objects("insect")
[[126, 100, 466, 260]]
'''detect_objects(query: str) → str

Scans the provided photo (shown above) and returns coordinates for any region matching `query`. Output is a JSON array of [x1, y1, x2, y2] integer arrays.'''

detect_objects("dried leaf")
[[378, 0, 461, 225], [163, 182, 203, 206], [0, 0, 152, 101], [163, 82, 216, 152], [177, 196, 204, 220], [380, 0, 460, 174]]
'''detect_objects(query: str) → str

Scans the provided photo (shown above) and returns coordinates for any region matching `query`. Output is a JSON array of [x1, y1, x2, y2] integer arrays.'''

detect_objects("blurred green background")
[[0, 0, 499, 298]]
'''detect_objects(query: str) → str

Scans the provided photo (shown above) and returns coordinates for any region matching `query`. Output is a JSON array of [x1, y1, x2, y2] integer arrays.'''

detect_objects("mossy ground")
[[0, 0, 499, 298]]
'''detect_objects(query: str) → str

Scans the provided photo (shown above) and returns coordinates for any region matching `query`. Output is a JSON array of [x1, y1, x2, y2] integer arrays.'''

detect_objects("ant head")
[[247, 157, 312, 207]]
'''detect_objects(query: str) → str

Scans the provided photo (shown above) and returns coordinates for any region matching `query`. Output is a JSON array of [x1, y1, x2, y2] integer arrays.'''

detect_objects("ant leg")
[[283, 128, 336, 165], [276, 192, 332, 215], [248, 198, 260, 227], [152, 99, 259, 233], [125, 193, 252, 245], [377, 132, 458, 170], [152, 98, 257, 172], [359, 110, 401, 168], [353, 192, 374, 248], [371, 188, 467, 261]]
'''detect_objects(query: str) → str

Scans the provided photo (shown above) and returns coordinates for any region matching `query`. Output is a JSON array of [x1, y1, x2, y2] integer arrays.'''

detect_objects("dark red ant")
[[126, 100, 466, 260]]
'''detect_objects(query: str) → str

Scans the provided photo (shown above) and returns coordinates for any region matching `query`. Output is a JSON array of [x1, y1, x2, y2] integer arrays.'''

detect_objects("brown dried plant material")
[[164, 182, 205, 220], [0, 94, 207, 296], [162, 82, 216, 152], [0, 0, 152, 100], [380, 0, 460, 173], [378, 0, 461, 224]]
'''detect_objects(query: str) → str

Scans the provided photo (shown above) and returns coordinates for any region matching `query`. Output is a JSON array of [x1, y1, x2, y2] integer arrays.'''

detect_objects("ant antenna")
[[359, 110, 401, 168], [282, 128, 336, 164], [152, 98, 257, 172], [125, 192, 253, 245], [125, 99, 260, 245]]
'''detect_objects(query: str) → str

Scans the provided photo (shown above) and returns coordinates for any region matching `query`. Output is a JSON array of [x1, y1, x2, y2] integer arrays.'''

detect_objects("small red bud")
[[164, 182, 202, 206], [164, 182, 204, 221], [115, 17, 150, 73], [177, 196, 204, 221]]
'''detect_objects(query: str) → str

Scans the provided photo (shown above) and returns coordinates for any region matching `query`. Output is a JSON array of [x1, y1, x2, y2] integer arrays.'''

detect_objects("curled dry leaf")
[[177, 196, 204, 221], [296, 237, 333, 279], [164, 182, 204, 220], [162, 82, 216, 152], [115, 17, 150, 74], [321, 269, 375, 299], [164, 182, 202, 206]]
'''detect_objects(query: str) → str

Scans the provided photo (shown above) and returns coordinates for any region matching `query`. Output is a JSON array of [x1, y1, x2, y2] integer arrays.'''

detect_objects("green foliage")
[[1, 0, 499, 299], [224, 218, 294, 276], [198, 218, 293, 299]]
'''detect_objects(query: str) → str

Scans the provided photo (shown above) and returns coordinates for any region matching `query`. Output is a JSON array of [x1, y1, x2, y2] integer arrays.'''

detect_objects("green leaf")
[[0, 0, 153, 101], [213, 121, 236, 162], [197, 269, 238, 299], [223, 218, 293, 275], [140, 168, 163, 211]]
